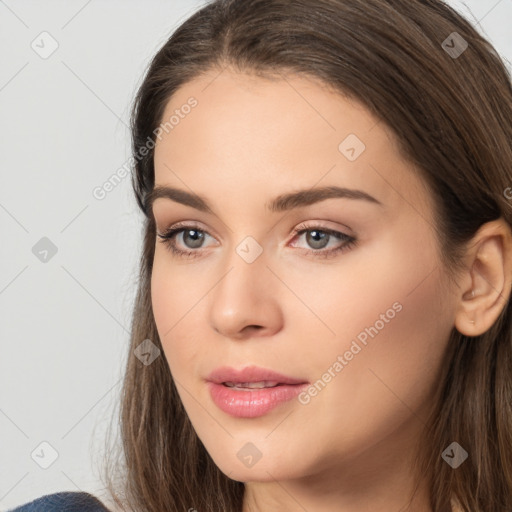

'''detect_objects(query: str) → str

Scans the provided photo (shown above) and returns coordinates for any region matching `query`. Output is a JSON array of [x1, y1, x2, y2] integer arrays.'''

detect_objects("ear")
[[454, 217, 512, 337]]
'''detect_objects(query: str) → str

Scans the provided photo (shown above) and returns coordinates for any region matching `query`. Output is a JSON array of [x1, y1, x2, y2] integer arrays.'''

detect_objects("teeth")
[[224, 381, 280, 389]]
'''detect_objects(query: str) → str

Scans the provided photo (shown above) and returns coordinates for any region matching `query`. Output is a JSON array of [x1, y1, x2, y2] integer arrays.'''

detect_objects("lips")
[[206, 365, 308, 387], [206, 366, 309, 418], [223, 380, 281, 389]]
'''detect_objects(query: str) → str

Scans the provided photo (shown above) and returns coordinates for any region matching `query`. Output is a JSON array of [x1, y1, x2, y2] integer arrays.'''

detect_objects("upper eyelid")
[[157, 217, 352, 233], [158, 222, 351, 245], [158, 221, 216, 239], [158, 221, 348, 234]]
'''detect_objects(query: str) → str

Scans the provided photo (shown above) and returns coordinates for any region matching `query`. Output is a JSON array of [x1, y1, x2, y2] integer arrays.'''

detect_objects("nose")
[[208, 244, 284, 340]]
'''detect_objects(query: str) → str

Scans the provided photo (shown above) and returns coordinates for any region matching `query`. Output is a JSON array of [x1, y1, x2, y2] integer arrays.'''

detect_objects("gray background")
[[0, 1, 510, 510]]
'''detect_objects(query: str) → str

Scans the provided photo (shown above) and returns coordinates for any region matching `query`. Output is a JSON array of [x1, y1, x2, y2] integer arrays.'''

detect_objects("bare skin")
[[149, 67, 512, 512]]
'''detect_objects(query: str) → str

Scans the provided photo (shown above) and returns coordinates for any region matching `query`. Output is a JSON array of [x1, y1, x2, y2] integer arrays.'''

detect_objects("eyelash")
[[156, 221, 358, 260]]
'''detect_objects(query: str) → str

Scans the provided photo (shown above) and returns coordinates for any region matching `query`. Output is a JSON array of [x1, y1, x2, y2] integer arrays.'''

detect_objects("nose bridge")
[[208, 234, 282, 336], [215, 234, 269, 309]]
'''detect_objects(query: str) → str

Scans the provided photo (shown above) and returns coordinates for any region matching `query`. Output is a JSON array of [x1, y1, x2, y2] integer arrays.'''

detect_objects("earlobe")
[[454, 218, 512, 337]]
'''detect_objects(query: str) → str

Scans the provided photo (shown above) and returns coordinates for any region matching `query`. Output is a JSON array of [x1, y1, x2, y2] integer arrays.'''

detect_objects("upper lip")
[[206, 365, 308, 385]]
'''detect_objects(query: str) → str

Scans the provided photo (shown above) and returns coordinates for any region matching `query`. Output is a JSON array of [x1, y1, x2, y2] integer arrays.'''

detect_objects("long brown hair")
[[101, 1, 512, 510]]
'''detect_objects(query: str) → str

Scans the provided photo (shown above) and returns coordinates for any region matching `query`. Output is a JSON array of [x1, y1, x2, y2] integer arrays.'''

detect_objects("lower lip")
[[207, 382, 309, 418]]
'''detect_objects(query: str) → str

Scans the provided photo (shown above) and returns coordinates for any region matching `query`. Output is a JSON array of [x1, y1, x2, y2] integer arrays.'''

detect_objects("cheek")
[[302, 232, 451, 452], [150, 254, 210, 377], [150, 258, 173, 342]]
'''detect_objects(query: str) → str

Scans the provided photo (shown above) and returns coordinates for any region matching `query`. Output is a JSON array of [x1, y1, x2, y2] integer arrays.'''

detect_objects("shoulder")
[[8, 491, 111, 511]]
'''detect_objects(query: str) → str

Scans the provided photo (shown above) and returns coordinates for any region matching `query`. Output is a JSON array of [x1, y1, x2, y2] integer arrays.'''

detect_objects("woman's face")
[[150, 69, 458, 486]]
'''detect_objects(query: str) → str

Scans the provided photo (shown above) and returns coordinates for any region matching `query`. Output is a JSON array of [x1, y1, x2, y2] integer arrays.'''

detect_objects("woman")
[[10, 0, 512, 511]]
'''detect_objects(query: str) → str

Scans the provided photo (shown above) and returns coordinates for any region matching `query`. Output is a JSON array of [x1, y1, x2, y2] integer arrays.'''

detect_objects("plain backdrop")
[[0, 0, 511, 510]]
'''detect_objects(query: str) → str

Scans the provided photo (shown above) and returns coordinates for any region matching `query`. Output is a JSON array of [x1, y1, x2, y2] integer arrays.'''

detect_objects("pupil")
[[184, 230, 204, 248], [307, 230, 328, 249]]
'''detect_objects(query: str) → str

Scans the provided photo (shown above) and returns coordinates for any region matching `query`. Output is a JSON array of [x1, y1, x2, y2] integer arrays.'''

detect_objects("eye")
[[156, 221, 358, 259], [289, 222, 357, 259], [156, 222, 214, 259]]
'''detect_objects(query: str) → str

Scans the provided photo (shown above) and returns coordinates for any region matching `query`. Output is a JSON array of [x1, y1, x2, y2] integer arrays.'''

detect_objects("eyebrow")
[[146, 185, 383, 214]]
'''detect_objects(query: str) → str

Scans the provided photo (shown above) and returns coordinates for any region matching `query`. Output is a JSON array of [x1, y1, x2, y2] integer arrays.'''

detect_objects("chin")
[[207, 444, 308, 483], [219, 463, 290, 484]]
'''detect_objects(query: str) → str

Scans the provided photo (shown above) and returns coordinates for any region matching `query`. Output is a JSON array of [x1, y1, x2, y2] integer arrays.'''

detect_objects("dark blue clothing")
[[7, 492, 111, 511]]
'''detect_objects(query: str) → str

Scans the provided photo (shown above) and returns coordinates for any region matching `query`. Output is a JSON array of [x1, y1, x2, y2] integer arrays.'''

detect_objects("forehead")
[[152, 68, 433, 221]]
